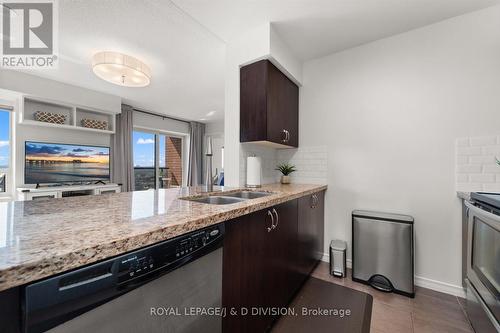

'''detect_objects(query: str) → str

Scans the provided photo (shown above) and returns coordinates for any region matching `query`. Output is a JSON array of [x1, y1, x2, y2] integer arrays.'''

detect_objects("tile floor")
[[310, 262, 474, 333]]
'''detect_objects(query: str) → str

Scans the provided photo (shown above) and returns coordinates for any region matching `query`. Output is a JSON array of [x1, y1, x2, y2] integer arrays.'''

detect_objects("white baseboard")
[[414, 275, 466, 298], [319, 252, 465, 298]]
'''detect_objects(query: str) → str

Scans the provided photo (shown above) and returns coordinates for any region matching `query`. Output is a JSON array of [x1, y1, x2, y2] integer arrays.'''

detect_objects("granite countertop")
[[0, 183, 326, 292], [456, 191, 471, 201]]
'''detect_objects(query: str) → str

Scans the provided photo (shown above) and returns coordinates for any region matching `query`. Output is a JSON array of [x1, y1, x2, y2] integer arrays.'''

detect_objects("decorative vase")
[[281, 175, 290, 184]]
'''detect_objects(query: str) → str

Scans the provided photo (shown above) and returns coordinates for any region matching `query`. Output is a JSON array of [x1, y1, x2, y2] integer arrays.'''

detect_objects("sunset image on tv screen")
[[25, 142, 110, 184]]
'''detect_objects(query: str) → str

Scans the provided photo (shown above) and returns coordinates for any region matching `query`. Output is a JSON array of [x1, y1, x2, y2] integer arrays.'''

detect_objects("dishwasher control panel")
[[117, 224, 224, 284]]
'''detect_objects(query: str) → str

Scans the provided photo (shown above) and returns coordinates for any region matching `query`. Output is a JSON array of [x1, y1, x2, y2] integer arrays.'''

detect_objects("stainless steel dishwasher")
[[23, 224, 225, 333]]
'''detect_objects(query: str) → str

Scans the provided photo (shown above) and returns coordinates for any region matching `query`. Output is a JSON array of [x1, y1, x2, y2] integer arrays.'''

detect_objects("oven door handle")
[[465, 201, 500, 232]]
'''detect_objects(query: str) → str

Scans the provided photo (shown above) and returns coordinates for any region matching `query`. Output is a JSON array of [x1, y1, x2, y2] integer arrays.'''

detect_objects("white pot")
[[281, 175, 291, 184]]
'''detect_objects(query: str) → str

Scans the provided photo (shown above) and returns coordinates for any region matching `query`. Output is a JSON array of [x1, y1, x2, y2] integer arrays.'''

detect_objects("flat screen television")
[[25, 141, 110, 185]]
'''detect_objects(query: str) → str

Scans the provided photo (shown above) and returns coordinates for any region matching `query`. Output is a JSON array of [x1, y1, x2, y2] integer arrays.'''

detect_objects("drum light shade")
[[92, 52, 151, 87]]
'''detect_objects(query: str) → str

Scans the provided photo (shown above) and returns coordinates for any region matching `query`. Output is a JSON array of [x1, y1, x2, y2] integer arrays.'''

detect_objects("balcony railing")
[[134, 167, 173, 191]]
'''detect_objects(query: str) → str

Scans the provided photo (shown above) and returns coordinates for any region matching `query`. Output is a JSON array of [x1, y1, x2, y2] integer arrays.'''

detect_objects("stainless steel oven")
[[465, 196, 500, 333]]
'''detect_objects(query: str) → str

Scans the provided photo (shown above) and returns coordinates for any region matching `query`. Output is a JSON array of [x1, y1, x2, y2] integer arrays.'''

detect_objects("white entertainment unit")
[[14, 93, 121, 202], [17, 183, 121, 201]]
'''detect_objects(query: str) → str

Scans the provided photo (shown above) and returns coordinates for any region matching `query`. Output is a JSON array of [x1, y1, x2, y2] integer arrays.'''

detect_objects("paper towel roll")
[[246, 156, 262, 187]]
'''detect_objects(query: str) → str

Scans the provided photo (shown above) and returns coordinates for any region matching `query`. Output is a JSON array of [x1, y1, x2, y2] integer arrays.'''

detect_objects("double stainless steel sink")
[[184, 191, 273, 205]]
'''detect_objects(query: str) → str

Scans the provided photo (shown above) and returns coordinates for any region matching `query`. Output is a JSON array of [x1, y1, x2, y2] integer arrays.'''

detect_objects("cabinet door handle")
[[281, 129, 287, 143], [312, 194, 319, 208], [285, 130, 290, 143], [310, 194, 316, 208], [267, 210, 274, 232], [272, 208, 279, 229]]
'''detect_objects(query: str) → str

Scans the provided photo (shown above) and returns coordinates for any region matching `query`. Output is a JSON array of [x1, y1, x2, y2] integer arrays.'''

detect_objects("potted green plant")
[[275, 163, 297, 184]]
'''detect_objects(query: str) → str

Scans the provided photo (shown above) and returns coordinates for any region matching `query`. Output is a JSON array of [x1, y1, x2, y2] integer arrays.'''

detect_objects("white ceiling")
[[173, 0, 500, 61], [21, 0, 226, 122], [16, 0, 500, 123]]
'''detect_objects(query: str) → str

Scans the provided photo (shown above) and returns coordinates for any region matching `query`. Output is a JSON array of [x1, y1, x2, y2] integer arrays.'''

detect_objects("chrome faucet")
[[205, 136, 214, 192]]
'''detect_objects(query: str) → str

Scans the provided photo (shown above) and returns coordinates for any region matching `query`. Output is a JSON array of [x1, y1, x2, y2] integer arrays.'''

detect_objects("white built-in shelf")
[[19, 95, 117, 134]]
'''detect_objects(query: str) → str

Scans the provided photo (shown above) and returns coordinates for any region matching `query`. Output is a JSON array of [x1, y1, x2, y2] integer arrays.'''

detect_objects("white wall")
[[269, 24, 302, 86], [300, 5, 500, 293], [0, 70, 121, 113], [133, 112, 190, 135]]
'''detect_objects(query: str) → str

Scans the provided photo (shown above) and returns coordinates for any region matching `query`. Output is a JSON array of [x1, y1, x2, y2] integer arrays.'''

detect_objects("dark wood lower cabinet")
[[269, 200, 299, 314], [222, 192, 325, 332], [222, 209, 271, 333], [297, 191, 325, 281]]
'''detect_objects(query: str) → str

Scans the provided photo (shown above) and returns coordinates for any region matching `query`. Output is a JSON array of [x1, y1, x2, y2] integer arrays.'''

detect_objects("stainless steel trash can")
[[330, 240, 347, 278], [352, 210, 414, 297]]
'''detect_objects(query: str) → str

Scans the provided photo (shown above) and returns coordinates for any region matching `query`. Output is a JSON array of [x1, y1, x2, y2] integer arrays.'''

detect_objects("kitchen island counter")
[[0, 183, 326, 292]]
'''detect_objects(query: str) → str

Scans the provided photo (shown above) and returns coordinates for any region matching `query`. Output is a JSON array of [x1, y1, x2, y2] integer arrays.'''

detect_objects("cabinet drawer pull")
[[267, 210, 274, 232], [272, 208, 279, 229]]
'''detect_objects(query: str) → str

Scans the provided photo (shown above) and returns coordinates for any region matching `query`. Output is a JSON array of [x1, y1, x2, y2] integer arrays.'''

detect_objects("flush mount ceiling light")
[[92, 51, 151, 87]]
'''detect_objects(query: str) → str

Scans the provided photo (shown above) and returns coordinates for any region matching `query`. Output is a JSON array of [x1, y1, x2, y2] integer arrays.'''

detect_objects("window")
[[0, 109, 12, 195], [133, 130, 184, 190]]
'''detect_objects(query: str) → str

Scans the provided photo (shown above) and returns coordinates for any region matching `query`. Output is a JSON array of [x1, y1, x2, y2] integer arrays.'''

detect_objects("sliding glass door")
[[133, 130, 184, 190], [133, 131, 156, 190]]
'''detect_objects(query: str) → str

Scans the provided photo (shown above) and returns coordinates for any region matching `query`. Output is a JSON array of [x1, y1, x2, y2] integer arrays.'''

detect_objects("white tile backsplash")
[[455, 136, 500, 192], [469, 174, 495, 183], [456, 146, 482, 156], [238, 144, 329, 186], [277, 146, 328, 184], [240, 144, 279, 186], [469, 136, 497, 146]]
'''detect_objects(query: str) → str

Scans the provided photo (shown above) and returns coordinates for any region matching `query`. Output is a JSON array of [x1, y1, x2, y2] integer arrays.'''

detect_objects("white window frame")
[[0, 101, 15, 199], [133, 126, 188, 189], [203, 132, 224, 183]]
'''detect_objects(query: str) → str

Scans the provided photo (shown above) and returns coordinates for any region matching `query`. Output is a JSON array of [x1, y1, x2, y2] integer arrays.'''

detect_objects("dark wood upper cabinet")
[[240, 60, 299, 148]]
